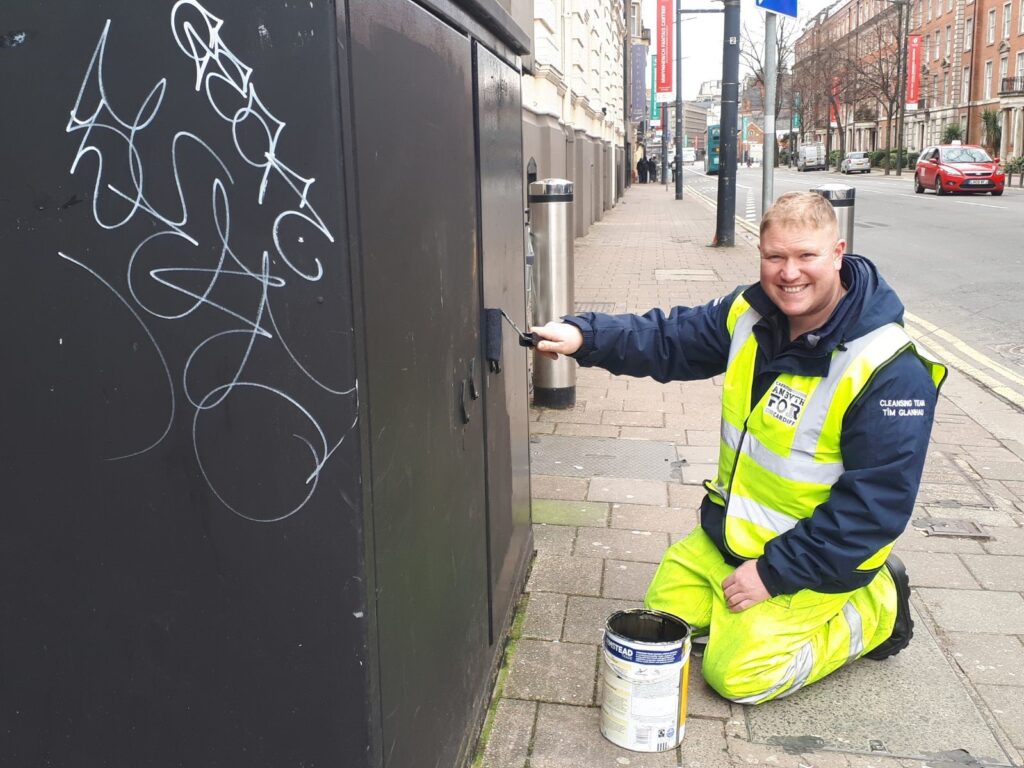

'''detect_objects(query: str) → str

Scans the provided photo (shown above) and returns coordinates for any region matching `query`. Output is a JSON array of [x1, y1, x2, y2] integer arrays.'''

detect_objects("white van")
[[680, 147, 696, 165], [797, 143, 827, 171]]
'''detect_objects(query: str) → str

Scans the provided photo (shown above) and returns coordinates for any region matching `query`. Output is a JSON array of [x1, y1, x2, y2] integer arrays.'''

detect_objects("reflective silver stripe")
[[731, 642, 815, 704], [721, 420, 742, 451], [842, 601, 866, 663], [743, 432, 844, 486], [728, 494, 798, 535], [727, 306, 761, 367], [791, 325, 910, 456]]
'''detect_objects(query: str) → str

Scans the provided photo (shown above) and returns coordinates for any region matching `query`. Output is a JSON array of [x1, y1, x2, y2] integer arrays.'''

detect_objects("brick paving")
[[477, 183, 1024, 768]]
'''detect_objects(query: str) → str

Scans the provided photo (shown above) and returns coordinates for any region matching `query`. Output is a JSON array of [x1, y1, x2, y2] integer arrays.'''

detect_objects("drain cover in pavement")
[[529, 435, 677, 481]]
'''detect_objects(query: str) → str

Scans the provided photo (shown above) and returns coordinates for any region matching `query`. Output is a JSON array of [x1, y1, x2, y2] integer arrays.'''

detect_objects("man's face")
[[758, 224, 845, 334]]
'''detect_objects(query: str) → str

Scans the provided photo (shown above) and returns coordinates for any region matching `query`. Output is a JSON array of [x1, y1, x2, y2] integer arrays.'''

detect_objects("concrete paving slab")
[[602, 559, 659, 601], [897, 550, 980, 589], [537, 407, 604, 425], [529, 703, 681, 768], [574, 526, 671, 563], [668, 483, 708, 509], [588, 477, 669, 506], [675, 444, 721, 465], [481, 698, 536, 768], [532, 524, 577, 555], [601, 410, 667, 428], [530, 435, 677, 481], [960, 554, 1024, 591], [610, 503, 698, 533], [528, 554, 603, 596], [975, 684, 1024, 749], [685, 655, 733, 720], [679, 463, 718, 486], [945, 632, 1024, 686], [685, 429, 720, 446], [532, 499, 609, 527], [504, 640, 598, 705], [923, 505, 1021, 528], [964, 460, 1024, 482], [563, 595, 642, 644], [896, 525, 987, 554], [619, 425, 689, 441], [917, 482, 991, 507], [915, 589, 1024, 634], [745, 609, 1011, 764], [521, 592, 567, 641], [553, 423, 621, 438], [981, 525, 1024, 555], [532, 474, 591, 500]]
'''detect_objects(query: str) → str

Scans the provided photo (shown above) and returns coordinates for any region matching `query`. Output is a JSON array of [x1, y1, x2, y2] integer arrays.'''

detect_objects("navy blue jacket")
[[565, 255, 939, 596]]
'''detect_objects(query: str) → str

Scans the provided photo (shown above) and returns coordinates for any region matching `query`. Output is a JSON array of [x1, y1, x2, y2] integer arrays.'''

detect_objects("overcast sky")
[[642, 0, 837, 100]]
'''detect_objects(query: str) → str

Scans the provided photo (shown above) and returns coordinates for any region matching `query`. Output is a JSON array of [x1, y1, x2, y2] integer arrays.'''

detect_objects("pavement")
[[475, 182, 1024, 768]]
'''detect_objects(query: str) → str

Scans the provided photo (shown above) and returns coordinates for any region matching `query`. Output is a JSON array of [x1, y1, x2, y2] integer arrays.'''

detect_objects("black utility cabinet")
[[0, 2, 532, 767]]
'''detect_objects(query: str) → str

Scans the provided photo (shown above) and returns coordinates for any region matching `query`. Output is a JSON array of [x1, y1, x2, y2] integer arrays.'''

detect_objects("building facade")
[[522, 0, 628, 237], [794, 0, 1024, 160]]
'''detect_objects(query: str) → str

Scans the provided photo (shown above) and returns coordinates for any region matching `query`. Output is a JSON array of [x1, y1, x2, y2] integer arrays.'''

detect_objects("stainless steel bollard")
[[811, 183, 855, 255], [529, 179, 576, 408]]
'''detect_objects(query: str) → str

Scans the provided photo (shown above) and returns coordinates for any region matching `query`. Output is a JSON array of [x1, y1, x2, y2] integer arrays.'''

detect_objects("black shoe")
[[864, 554, 913, 660]]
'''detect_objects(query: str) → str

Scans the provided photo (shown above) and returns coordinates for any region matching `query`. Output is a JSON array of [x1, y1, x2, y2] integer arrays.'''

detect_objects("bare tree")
[[852, 6, 902, 173], [741, 16, 798, 165]]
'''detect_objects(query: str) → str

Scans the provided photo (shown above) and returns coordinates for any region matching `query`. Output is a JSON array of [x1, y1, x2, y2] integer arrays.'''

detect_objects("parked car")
[[840, 151, 870, 174], [797, 143, 827, 171], [914, 143, 1005, 196]]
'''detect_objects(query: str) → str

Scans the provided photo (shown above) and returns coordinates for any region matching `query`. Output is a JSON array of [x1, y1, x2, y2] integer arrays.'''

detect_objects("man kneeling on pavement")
[[532, 191, 947, 704]]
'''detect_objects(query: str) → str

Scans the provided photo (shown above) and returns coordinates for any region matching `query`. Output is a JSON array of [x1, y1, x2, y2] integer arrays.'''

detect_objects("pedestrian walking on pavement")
[[647, 156, 658, 183], [637, 156, 648, 184], [531, 191, 947, 704]]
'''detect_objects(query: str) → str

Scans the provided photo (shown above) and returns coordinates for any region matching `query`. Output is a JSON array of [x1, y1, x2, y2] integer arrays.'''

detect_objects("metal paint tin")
[[600, 609, 692, 752]]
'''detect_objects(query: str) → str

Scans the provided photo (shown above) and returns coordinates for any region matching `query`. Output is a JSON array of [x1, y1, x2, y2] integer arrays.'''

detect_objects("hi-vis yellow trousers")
[[644, 527, 898, 704]]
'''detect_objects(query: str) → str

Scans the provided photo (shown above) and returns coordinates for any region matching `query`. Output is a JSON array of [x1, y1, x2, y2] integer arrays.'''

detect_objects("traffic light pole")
[[714, 0, 741, 246]]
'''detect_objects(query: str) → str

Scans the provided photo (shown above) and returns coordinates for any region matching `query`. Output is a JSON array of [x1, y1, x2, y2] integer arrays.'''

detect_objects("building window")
[[1020, 0, 1024, 33], [1017, 51, 1024, 75], [934, 0, 940, 18], [934, 33, 941, 59], [984, 59, 993, 97], [946, 25, 952, 56], [1000, 55, 1009, 90], [927, 0, 932, 21], [947, 0, 953, 11], [988, 9, 996, 42], [963, 66, 971, 100], [965, 16, 973, 49], [1004, 2, 1012, 37]]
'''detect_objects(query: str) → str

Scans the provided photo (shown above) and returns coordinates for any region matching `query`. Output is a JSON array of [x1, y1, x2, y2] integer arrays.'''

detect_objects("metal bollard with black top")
[[529, 178, 576, 408], [811, 183, 856, 254]]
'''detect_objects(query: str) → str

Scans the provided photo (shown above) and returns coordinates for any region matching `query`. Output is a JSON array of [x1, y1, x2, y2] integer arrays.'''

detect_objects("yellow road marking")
[[905, 312, 1024, 387]]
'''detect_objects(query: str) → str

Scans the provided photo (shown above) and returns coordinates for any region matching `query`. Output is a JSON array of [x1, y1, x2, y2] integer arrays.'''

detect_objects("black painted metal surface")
[[2, 1, 531, 766], [1, 1, 370, 765], [349, 1, 491, 765], [475, 42, 533, 641]]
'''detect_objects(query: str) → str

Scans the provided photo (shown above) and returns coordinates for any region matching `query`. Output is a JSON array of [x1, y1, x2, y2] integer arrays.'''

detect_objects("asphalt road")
[[679, 164, 1024, 408]]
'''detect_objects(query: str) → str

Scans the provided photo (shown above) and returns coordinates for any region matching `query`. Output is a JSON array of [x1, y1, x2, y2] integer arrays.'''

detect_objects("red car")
[[914, 144, 1005, 196]]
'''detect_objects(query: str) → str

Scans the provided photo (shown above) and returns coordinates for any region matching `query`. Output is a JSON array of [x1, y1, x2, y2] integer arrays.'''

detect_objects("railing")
[[1000, 75, 1024, 95]]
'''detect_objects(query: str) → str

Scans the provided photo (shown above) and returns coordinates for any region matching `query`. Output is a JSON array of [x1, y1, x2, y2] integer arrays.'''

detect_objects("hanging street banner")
[[906, 34, 923, 106], [656, 0, 674, 102], [755, 0, 798, 18], [650, 54, 660, 120], [631, 44, 648, 120]]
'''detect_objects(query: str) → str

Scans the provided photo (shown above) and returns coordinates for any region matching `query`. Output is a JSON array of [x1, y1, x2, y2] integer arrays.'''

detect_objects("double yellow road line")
[[904, 312, 1024, 410]]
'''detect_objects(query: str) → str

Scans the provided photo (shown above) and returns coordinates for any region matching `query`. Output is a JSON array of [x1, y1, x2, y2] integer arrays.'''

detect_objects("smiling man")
[[532, 191, 947, 703]]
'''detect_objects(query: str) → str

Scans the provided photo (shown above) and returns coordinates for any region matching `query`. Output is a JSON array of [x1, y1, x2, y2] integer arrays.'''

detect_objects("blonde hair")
[[760, 191, 839, 240]]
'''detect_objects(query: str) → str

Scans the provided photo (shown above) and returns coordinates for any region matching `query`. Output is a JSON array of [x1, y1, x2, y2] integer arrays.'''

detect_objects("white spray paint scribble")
[[62, 6, 355, 522]]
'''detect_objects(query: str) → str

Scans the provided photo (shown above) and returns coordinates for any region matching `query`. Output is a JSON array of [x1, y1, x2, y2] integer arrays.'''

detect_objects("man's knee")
[[701, 643, 812, 704]]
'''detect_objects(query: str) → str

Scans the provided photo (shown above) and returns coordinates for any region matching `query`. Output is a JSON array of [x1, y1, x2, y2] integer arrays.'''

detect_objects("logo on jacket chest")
[[765, 381, 807, 427]]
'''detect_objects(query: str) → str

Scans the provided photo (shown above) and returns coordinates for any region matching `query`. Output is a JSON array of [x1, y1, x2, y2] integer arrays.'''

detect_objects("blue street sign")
[[755, 0, 797, 18]]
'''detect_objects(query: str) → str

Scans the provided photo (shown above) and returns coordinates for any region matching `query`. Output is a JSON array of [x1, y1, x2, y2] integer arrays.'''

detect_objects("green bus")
[[704, 124, 721, 175]]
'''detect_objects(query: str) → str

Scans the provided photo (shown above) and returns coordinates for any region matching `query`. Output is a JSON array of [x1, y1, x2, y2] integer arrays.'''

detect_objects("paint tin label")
[[600, 610, 691, 753]]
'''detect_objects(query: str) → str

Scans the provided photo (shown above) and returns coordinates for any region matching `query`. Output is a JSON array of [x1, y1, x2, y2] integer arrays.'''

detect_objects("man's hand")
[[531, 322, 584, 360], [722, 560, 771, 612]]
